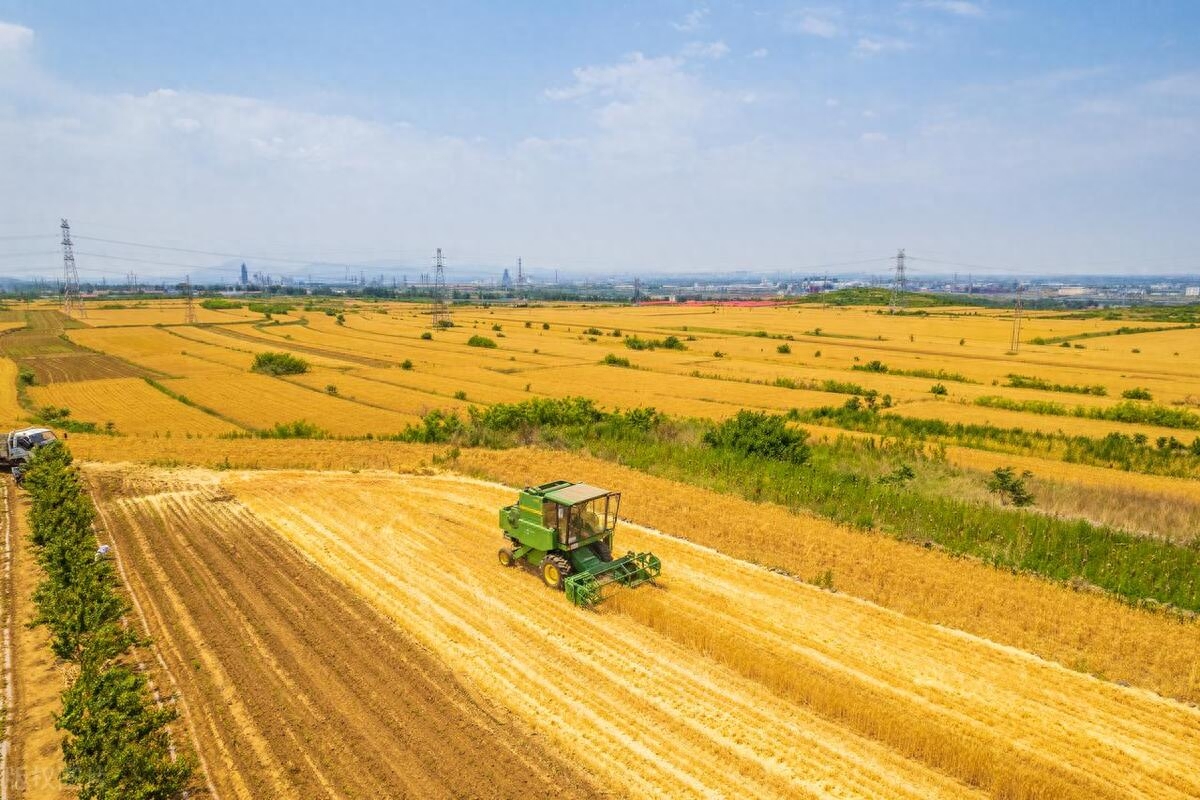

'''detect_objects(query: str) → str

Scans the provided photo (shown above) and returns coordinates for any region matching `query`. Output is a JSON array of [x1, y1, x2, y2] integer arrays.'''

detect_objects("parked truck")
[[2, 427, 59, 482]]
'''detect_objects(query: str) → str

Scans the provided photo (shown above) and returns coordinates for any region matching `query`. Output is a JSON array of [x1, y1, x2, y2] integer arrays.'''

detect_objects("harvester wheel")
[[498, 548, 516, 567], [541, 554, 571, 591]]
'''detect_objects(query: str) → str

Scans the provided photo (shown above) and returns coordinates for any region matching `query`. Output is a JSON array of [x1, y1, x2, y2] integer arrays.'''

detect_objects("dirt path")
[[88, 469, 603, 800], [3, 482, 69, 800]]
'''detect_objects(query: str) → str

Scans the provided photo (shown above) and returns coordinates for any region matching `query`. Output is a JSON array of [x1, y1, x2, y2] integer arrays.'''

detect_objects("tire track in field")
[[90, 470, 602, 800]]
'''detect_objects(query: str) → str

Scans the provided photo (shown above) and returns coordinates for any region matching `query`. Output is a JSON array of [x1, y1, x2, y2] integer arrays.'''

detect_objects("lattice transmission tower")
[[60, 218, 86, 318], [888, 248, 907, 313], [430, 248, 451, 328], [1009, 285, 1024, 354], [184, 275, 196, 324]]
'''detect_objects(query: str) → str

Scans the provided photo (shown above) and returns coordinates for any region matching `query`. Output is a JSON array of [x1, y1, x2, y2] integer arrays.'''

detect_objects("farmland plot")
[[26, 377, 240, 436], [88, 465, 1200, 800]]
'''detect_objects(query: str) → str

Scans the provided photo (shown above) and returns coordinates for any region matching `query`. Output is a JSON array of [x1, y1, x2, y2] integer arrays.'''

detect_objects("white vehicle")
[[2, 427, 59, 482]]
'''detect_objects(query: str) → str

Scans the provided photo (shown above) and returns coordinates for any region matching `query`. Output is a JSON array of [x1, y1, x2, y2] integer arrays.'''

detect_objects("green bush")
[[251, 352, 310, 376], [247, 301, 291, 315], [1123, 387, 1153, 400], [420, 331, 433, 340], [200, 297, 242, 310], [602, 354, 632, 367], [930, 383, 948, 396], [703, 411, 810, 465], [776, 343, 791, 354], [624, 335, 687, 351], [467, 335, 497, 348], [257, 420, 329, 439]]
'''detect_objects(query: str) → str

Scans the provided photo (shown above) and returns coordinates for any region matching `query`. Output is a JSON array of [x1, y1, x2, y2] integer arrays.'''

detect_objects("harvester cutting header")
[[498, 481, 661, 607]]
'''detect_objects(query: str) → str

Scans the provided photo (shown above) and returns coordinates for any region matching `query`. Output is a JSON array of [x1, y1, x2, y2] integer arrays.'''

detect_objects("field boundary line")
[[89, 487, 220, 800]]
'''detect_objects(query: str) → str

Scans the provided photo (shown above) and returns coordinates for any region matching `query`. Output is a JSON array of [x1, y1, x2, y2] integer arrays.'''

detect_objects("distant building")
[[501, 268, 512, 289], [240, 263, 249, 285], [1186, 286, 1199, 297]]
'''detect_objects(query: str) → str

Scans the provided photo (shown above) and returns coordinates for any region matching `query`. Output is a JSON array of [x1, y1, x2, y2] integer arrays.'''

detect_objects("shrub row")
[[23, 443, 194, 798]]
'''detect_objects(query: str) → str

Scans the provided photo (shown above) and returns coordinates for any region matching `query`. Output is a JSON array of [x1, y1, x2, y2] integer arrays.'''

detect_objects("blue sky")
[[2, 1, 1199, 280]]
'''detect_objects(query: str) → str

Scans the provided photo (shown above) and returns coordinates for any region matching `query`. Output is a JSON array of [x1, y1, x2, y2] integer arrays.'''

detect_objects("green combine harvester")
[[498, 481, 661, 607]]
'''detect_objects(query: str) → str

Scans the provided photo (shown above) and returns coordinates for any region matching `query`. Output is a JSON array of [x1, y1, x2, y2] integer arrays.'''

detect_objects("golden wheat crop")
[[26, 376, 240, 436]]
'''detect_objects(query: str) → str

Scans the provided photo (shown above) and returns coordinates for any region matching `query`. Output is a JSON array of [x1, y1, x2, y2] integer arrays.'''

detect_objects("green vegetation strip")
[[975, 396, 1200, 431], [852, 360, 977, 384], [799, 405, 1200, 478], [1005, 374, 1107, 396], [1029, 323, 1195, 345], [23, 444, 195, 796], [395, 397, 1200, 613]]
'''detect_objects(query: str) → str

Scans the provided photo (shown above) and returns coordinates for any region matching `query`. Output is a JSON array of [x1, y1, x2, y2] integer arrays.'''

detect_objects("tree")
[[986, 467, 1035, 506]]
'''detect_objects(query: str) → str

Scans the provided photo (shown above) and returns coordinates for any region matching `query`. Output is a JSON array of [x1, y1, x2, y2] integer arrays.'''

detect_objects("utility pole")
[[632, 276, 642, 303], [1009, 285, 1024, 354], [889, 248, 906, 313], [60, 218, 86, 318], [430, 247, 451, 328], [184, 275, 196, 324]]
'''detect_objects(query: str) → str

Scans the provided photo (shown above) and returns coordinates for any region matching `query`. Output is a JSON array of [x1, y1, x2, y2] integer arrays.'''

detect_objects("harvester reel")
[[541, 554, 571, 590]]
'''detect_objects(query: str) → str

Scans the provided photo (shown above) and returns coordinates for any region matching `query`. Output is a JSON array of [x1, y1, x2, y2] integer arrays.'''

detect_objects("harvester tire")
[[541, 554, 571, 591], [498, 548, 515, 567]]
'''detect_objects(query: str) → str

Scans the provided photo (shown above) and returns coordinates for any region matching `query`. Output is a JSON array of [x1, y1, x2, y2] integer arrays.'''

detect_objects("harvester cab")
[[498, 481, 661, 607]]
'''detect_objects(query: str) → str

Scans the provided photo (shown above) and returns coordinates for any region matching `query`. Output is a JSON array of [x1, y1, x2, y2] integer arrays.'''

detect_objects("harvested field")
[[86, 465, 1200, 799], [88, 467, 603, 800], [17, 353, 149, 385]]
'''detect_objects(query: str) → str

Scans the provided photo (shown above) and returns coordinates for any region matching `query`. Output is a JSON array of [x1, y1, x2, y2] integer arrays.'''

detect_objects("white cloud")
[[682, 40, 730, 60], [916, 1, 984, 17], [1142, 71, 1200, 99], [854, 36, 912, 55], [672, 8, 709, 33], [748, 48, 769, 59], [545, 53, 686, 102], [785, 12, 840, 39], [0, 20, 33, 52], [860, 131, 888, 143]]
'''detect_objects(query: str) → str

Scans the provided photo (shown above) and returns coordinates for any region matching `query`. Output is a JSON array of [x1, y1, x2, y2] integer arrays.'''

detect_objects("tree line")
[[23, 443, 194, 799]]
